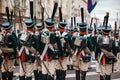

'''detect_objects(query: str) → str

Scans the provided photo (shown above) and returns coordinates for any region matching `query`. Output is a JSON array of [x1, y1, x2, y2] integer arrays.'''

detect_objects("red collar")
[[26, 28, 34, 33], [5, 30, 11, 34], [80, 31, 86, 35]]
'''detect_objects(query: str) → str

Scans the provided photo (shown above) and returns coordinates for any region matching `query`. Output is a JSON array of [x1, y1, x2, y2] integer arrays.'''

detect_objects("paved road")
[[0, 60, 120, 80]]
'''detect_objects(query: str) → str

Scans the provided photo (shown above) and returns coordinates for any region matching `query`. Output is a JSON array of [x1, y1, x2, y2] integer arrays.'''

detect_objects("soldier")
[[40, 1, 58, 80], [0, 6, 17, 80], [1, 22, 17, 80], [18, 1, 37, 80], [113, 31, 120, 71], [117, 43, 120, 73], [87, 18, 94, 69], [33, 22, 43, 80], [72, 8, 91, 80], [96, 12, 116, 80], [112, 22, 120, 72], [59, 25, 73, 80], [54, 4, 72, 79], [95, 26, 102, 73]]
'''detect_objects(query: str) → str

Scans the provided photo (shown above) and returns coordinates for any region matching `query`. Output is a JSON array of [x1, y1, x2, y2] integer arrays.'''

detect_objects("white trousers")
[[55, 57, 68, 71], [42, 60, 55, 75], [19, 62, 34, 77], [100, 64, 112, 75], [2, 60, 14, 72]]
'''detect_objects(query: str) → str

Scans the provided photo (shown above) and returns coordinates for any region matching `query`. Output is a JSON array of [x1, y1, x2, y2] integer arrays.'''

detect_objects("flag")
[[87, 0, 99, 13]]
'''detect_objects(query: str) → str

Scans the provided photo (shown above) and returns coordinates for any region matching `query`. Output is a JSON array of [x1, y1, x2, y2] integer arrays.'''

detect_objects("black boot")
[[56, 70, 60, 80], [76, 70, 80, 80], [100, 75, 104, 80], [38, 71, 42, 80], [67, 65, 70, 70], [19, 76, 25, 80], [8, 72, 13, 80], [71, 65, 74, 70], [47, 75, 54, 80], [81, 71, 87, 80], [61, 70, 66, 80], [34, 70, 39, 80], [42, 74, 48, 80], [105, 75, 111, 80], [26, 77, 32, 80], [2, 72, 7, 80]]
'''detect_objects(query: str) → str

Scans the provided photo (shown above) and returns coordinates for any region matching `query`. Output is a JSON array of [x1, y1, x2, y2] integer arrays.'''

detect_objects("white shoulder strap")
[[98, 52, 104, 63], [40, 44, 49, 60]]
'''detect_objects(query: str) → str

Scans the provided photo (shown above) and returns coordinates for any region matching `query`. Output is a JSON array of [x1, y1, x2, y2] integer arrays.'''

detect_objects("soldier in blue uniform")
[[0, 6, 17, 80]]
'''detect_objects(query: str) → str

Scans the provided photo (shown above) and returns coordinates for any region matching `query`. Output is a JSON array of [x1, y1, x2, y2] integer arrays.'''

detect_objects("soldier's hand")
[[35, 52, 40, 57]]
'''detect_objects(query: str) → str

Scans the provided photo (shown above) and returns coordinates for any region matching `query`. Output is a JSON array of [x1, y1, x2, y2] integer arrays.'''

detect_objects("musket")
[[103, 16, 106, 27], [59, 7, 63, 22], [105, 12, 109, 28], [81, 8, 84, 23], [30, 1, 33, 19], [90, 18, 93, 27], [74, 17, 76, 28], [114, 21, 117, 36], [33, 0, 36, 26], [71, 17, 73, 29], [6, 7, 10, 22], [94, 23, 97, 35], [51, 2, 58, 20], [10, 10, 13, 22], [79, 8, 87, 27]]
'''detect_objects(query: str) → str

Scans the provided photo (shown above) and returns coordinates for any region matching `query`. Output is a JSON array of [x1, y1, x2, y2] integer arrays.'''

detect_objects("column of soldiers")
[[0, 1, 120, 80]]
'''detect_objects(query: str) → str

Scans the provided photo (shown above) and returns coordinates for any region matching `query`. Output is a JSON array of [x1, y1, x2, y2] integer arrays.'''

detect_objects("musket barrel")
[[71, 17, 73, 27], [81, 8, 84, 23], [6, 7, 10, 22], [30, 1, 33, 19], [74, 17, 76, 27], [59, 7, 63, 22], [51, 2, 58, 19], [105, 12, 109, 27], [90, 18, 93, 27]]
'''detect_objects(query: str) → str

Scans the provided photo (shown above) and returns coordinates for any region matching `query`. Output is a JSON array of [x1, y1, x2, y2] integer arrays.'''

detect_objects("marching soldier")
[[55, 5, 74, 80], [18, 1, 37, 80], [96, 12, 116, 80], [117, 41, 120, 72], [95, 26, 102, 73], [0, 7, 17, 80], [57, 25, 73, 80], [72, 8, 91, 80], [33, 22, 43, 80], [40, 1, 58, 80], [87, 18, 94, 69], [113, 30, 120, 72], [112, 22, 120, 72]]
